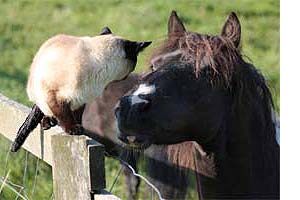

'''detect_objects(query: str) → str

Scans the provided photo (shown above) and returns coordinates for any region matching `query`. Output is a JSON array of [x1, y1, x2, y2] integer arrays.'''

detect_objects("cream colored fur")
[[27, 34, 135, 116]]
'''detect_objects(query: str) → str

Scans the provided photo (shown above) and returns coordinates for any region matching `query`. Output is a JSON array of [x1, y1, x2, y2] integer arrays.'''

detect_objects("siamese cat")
[[10, 27, 151, 152]]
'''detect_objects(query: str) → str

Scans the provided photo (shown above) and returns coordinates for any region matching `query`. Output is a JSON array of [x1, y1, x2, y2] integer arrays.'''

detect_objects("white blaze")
[[131, 84, 156, 106]]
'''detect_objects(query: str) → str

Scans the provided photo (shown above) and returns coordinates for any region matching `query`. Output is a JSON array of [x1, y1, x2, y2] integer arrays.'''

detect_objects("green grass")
[[0, 0, 279, 199]]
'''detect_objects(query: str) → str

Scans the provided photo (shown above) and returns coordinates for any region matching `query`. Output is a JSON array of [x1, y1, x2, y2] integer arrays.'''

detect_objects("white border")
[[281, 0, 300, 199]]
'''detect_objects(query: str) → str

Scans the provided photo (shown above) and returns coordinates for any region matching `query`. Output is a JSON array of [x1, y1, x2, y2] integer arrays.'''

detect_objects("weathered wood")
[[51, 134, 105, 200], [0, 93, 62, 165], [88, 140, 106, 190], [94, 190, 121, 200]]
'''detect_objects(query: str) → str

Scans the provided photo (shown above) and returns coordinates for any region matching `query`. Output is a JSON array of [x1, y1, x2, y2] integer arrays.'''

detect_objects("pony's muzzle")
[[115, 95, 152, 146]]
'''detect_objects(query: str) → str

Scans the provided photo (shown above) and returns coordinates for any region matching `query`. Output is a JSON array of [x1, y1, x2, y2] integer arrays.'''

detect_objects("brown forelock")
[[150, 32, 243, 88]]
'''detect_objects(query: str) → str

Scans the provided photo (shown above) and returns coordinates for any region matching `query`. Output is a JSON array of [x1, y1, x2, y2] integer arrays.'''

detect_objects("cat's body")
[[11, 28, 151, 152], [27, 34, 136, 115]]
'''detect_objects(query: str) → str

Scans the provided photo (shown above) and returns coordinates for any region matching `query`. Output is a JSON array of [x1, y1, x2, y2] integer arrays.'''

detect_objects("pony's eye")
[[149, 65, 154, 71], [150, 65, 157, 72]]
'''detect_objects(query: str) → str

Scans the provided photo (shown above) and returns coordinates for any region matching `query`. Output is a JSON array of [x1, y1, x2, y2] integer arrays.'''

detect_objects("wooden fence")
[[0, 93, 120, 200]]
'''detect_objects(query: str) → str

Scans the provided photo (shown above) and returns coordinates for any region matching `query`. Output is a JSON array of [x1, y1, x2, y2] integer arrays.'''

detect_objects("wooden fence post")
[[0, 93, 121, 199], [51, 134, 105, 200]]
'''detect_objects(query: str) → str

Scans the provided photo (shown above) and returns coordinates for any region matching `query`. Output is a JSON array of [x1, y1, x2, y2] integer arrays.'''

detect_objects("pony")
[[115, 11, 280, 199]]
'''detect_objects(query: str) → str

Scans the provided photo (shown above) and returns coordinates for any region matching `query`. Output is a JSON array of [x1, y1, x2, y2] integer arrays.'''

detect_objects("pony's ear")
[[221, 12, 241, 48], [168, 10, 186, 36], [100, 27, 112, 35]]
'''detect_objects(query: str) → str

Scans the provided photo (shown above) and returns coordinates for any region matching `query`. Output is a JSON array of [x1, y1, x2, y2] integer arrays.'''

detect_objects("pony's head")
[[115, 11, 274, 148]]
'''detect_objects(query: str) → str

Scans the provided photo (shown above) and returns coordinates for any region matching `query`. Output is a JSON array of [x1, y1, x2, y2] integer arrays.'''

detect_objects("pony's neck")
[[199, 103, 279, 198]]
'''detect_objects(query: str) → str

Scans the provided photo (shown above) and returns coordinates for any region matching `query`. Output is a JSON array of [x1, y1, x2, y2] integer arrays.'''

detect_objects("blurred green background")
[[0, 0, 279, 199]]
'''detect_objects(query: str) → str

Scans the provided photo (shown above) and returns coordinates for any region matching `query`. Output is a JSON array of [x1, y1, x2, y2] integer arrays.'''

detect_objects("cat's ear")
[[100, 27, 112, 35]]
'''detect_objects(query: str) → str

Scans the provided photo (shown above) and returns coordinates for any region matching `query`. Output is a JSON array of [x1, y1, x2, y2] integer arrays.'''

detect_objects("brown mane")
[[150, 32, 242, 87], [167, 141, 216, 178]]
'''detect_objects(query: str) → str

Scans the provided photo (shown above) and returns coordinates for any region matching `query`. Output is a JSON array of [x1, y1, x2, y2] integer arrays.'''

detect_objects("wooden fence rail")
[[0, 93, 120, 200]]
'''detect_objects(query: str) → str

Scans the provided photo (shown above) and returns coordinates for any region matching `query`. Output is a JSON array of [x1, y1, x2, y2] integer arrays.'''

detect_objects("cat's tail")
[[10, 104, 44, 152]]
